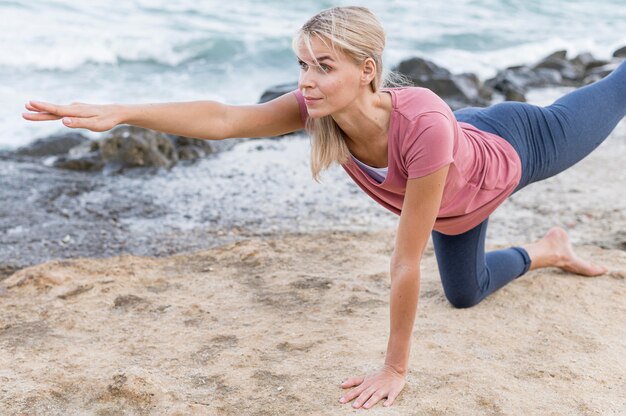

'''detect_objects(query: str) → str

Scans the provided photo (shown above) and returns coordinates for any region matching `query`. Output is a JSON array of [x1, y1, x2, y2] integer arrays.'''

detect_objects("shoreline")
[[2, 104, 625, 278]]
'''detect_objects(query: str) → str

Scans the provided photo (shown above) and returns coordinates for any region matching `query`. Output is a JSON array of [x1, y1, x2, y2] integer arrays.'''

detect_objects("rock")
[[584, 59, 611, 72], [393, 57, 489, 109], [581, 62, 621, 85], [177, 145, 207, 161], [541, 50, 568, 61], [504, 88, 527, 102], [613, 45, 626, 58], [99, 126, 178, 169], [13, 125, 238, 173], [395, 57, 452, 80], [571, 52, 596, 69], [170, 136, 217, 161], [485, 64, 570, 101], [484, 67, 530, 101], [533, 51, 584, 82], [52, 151, 104, 171], [259, 82, 299, 103], [534, 68, 563, 85], [11, 133, 90, 158]]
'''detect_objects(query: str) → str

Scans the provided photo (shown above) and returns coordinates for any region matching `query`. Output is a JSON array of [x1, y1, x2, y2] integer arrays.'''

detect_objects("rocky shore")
[[1, 48, 625, 278]]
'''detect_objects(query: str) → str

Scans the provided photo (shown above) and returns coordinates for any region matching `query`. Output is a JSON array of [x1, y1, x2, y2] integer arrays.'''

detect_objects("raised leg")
[[454, 60, 626, 189]]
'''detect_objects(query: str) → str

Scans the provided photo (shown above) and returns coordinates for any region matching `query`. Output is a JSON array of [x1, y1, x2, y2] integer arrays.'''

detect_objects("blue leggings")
[[434, 60, 626, 308]]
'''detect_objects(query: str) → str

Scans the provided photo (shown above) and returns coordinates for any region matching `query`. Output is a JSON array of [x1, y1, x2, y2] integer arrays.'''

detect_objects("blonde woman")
[[23, 6, 626, 410]]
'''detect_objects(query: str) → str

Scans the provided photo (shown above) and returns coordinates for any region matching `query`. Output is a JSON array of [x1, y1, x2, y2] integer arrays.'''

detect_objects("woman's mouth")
[[304, 96, 322, 105]]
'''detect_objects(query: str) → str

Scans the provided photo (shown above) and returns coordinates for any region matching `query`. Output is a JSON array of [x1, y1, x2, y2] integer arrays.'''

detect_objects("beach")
[[1, 116, 625, 415], [3, 1, 626, 413]]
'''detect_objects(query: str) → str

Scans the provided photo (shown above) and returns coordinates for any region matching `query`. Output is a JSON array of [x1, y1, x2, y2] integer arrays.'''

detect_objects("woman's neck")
[[332, 90, 392, 147], [332, 90, 392, 167]]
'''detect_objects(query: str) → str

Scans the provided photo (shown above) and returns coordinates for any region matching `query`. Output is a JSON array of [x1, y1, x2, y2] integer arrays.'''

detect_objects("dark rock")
[[586, 62, 621, 78], [9, 125, 240, 173], [485, 64, 570, 101], [12, 133, 90, 158], [457, 72, 491, 102], [52, 151, 104, 171], [541, 50, 568, 61], [395, 57, 452, 80], [581, 73, 604, 86], [613, 46, 626, 58], [170, 135, 217, 160], [571, 52, 596, 69], [582, 62, 622, 85], [177, 145, 208, 161], [484, 67, 530, 101], [504, 88, 527, 102], [533, 51, 584, 82], [393, 57, 489, 109], [584, 59, 611, 72], [534, 68, 563, 85], [99, 125, 178, 168], [259, 82, 299, 103]]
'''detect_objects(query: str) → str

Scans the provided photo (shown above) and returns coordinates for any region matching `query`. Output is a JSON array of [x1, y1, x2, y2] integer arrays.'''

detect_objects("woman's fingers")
[[22, 112, 62, 121], [362, 389, 387, 409], [28, 100, 91, 118], [27, 101, 65, 115], [353, 385, 378, 408], [23, 101, 115, 132], [60, 116, 91, 129], [339, 387, 367, 406], [340, 376, 364, 388], [383, 387, 401, 407], [339, 368, 406, 409]]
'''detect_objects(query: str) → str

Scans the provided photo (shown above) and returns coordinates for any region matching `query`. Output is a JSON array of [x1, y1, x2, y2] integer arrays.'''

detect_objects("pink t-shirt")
[[292, 87, 522, 235]]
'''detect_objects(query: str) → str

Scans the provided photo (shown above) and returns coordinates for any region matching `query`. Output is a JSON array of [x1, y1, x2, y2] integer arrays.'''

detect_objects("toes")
[[588, 264, 608, 276], [564, 258, 608, 277]]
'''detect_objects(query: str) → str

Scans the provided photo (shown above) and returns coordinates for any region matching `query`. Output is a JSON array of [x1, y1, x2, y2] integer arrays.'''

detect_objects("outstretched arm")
[[22, 91, 305, 140], [339, 164, 449, 409]]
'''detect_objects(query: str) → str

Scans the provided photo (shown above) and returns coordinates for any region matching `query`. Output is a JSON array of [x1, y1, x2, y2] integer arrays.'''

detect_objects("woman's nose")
[[299, 70, 315, 90]]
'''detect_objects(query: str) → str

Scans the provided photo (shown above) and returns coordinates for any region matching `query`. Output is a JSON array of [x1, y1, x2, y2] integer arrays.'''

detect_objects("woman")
[[22, 6, 626, 410]]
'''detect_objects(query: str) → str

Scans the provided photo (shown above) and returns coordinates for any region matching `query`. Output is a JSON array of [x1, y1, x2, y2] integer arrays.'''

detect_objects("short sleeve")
[[402, 112, 454, 179], [292, 89, 309, 124]]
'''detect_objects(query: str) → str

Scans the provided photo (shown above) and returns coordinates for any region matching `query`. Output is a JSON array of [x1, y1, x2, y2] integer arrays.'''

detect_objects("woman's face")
[[296, 36, 364, 119]]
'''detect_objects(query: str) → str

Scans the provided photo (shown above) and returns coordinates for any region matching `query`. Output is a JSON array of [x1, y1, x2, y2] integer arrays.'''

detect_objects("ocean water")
[[3, 0, 626, 149]]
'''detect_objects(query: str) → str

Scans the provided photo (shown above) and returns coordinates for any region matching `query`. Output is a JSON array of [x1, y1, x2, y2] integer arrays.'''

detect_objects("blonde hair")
[[292, 6, 409, 182]]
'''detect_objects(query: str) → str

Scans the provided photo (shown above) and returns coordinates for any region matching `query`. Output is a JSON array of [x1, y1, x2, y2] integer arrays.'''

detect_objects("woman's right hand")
[[22, 101, 122, 132]]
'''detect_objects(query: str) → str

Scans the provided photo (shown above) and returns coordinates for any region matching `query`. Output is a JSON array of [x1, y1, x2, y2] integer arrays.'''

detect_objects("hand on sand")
[[22, 101, 120, 132], [339, 364, 406, 409]]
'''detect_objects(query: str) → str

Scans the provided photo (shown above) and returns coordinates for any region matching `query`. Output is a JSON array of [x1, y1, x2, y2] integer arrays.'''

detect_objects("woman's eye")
[[298, 60, 308, 69]]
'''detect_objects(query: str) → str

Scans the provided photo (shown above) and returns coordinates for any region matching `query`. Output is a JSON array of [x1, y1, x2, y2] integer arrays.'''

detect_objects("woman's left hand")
[[339, 364, 406, 409]]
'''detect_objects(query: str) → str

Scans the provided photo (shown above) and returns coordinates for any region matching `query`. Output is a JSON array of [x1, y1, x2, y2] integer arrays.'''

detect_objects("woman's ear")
[[361, 57, 377, 85]]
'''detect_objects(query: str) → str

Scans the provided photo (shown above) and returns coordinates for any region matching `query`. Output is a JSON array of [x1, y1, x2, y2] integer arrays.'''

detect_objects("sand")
[[1, 227, 625, 415]]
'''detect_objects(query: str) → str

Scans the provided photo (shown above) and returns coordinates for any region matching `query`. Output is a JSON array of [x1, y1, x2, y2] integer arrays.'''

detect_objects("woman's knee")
[[440, 270, 485, 308], [443, 288, 482, 309]]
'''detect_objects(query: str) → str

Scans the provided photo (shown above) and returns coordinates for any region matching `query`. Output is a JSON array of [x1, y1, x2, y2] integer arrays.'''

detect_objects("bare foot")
[[524, 227, 609, 276]]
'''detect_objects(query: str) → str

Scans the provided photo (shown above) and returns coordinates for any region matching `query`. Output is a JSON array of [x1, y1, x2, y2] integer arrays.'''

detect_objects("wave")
[[0, 34, 293, 71]]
